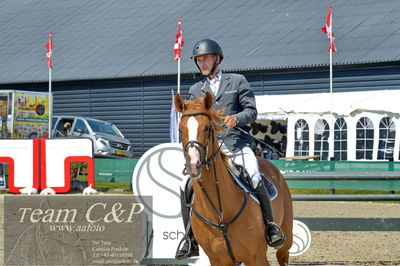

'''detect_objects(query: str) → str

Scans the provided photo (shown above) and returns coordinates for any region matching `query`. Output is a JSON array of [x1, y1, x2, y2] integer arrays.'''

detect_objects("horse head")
[[174, 92, 223, 178]]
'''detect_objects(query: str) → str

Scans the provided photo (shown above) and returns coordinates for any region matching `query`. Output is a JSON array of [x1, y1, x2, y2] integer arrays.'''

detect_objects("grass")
[[75, 174, 132, 191], [94, 181, 131, 191]]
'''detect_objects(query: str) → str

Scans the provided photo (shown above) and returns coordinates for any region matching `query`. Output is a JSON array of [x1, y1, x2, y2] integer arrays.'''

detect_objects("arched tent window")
[[356, 117, 374, 160], [378, 117, 396, 160], [314, 119, 329, 160], [294, 119, 309, 156], [334, 118, 347, 160]]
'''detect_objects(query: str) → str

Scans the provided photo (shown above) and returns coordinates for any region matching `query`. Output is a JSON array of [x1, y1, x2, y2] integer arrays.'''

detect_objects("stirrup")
[[266, 222, 285, 248], [175, 236, 198, 260]]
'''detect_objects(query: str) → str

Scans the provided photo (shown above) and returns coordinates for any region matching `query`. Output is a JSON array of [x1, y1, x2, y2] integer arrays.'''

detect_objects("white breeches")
[[180, 143, 262, 190], [221, 143, 261, 189]]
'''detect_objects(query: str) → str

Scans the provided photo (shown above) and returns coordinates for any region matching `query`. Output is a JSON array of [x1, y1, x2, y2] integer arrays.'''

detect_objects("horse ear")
[[204, 92, 213, 110], [174, 93, 185, 113]]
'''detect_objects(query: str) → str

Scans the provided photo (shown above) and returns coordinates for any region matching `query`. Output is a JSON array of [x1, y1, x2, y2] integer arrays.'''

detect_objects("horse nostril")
[[191, 159, 202, 175]]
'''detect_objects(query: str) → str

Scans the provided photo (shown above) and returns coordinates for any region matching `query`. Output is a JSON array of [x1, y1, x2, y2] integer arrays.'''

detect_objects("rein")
[[181, 111, 248, 265]]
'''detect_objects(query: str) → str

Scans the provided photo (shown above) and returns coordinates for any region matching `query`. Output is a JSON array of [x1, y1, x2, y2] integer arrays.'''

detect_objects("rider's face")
[[195, 54, 219, 77]]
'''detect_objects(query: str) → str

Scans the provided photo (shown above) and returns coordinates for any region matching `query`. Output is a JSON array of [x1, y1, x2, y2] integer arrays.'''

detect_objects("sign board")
[[132, 143, 184, 259], [132, 143, 210, 264], [289, 219, 312, 256], [0, 139, 39, 192], [41, 138, 94, 192], [0, 138, 94, 194], [4, 195, 150, 265]]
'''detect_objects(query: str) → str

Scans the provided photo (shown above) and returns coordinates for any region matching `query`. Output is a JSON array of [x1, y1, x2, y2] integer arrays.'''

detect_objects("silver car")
[[52, 116, 134, 158]]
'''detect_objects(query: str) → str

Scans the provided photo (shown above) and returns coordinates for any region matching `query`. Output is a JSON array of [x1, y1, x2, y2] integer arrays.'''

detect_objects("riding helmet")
[[191, 39, 224, 61]]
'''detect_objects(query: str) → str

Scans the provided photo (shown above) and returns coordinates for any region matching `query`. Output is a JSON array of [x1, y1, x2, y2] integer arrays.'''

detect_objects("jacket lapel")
[[200, 78, 213, 95], [215, 74, 230, 101]]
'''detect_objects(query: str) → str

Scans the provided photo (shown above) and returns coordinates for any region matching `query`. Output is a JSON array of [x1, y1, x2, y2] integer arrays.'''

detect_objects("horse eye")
[[204, 125, 210, 132]]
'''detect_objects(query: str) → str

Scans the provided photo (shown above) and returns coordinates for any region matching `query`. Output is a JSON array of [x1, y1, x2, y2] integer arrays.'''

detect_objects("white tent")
[[255, 89, 400, 161], [256, 89, 400, 117]]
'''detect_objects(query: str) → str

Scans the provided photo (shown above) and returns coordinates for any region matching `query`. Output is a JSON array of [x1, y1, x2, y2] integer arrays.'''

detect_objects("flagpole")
[[329, 46, 333, 120], [176, 57, 181, 142], [174, 18, 184, 143], [329, 10, 334, 161], [177, 58, 181, 95], [48, 67, 52, 138], [329, 8, 333, 120], [47, 31, 53, 139]]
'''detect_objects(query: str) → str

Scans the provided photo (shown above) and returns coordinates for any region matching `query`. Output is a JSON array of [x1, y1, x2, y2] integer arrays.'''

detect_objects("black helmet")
[[191, 39, 223, 61]]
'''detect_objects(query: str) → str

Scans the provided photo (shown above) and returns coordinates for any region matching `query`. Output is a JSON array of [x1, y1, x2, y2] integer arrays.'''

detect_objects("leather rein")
[[180, 111, 248, 265]]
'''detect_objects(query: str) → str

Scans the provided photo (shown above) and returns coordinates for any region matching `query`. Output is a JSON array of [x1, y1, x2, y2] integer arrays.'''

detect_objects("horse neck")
[[192, 152, 244, 220]]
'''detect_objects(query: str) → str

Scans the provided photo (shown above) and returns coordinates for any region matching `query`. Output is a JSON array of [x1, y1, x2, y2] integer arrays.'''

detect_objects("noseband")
[[180, 112, 218, 170]]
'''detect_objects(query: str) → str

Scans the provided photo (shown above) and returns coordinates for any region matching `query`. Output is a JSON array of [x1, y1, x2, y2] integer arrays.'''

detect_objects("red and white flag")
[[174, 19, 185, 61], [45, 32, 53, 68], [321, 6, 337, 53]]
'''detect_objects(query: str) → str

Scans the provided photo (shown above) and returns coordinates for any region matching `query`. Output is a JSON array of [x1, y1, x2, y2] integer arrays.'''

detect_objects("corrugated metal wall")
[[248, 64, 400, 95], [1, 63, 400, 158]]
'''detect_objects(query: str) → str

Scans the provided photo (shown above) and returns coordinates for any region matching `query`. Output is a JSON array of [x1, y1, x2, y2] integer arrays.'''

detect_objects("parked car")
[[52, 115, 134, 158]]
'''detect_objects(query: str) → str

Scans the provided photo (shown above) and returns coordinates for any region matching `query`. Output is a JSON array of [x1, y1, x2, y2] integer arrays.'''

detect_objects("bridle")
[[180, 111, 221, 172], [180, 111, 248, 265]]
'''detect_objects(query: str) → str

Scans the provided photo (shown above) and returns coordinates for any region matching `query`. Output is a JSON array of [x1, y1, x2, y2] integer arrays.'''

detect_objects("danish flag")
[[321, 6, 337, 53], [174, 19, 185, 61], [45, 32, 53, 68]]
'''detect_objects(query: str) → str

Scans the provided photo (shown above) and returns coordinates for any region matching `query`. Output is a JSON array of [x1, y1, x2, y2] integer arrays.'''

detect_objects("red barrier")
[[0, 138, 93, 194], [63, 156, 95, 193]]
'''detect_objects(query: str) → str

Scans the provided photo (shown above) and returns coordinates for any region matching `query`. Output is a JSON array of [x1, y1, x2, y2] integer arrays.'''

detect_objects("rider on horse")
[[176, 39, 285, 260]]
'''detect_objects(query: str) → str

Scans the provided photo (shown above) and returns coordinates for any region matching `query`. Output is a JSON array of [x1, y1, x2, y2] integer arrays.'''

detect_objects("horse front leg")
[[244, 252, 269, 266], [208, 256, 225, 266]]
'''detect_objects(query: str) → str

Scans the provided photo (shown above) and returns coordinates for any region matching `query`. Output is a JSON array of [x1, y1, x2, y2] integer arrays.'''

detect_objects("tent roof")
[[256, 90, 400, 118]]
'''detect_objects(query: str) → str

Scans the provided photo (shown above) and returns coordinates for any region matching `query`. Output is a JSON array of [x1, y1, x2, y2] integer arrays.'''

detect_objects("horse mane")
[[183, 96, 230, 166], [185, 97, 225, 132]]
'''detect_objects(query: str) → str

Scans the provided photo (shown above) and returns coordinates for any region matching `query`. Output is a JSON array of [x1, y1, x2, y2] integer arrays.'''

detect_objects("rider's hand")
[[224, 115, 238, 128]]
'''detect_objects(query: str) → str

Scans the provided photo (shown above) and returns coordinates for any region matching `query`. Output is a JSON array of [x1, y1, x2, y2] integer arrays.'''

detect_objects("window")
[[294, 119, 309, 156], [334, 118, 347, 160], [87, 119, 122, 137], [314, 119, 330, 160], [356, 117, 374, 160], [74, 119, 88, 134], [378, 117, 396, 160]]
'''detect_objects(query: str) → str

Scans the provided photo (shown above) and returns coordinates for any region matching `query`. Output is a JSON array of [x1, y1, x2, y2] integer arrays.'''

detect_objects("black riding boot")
[[253, 181, 285, 247], [175, 187, 199, 260]]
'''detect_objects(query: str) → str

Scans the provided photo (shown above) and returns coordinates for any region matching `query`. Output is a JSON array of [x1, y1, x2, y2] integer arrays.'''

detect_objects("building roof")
[[1, 0, 400, 84]]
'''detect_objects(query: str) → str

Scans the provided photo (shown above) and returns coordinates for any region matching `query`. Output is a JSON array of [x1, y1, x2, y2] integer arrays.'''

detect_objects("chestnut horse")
[[174, 92, 293, 266]]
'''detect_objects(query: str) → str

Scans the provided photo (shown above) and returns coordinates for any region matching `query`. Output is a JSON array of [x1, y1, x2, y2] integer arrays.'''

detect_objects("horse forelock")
[[181, 98, 225, 132]]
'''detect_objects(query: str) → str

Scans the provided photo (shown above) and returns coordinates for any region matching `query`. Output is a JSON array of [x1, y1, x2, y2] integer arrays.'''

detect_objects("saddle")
[[228, 162, 277, 201]]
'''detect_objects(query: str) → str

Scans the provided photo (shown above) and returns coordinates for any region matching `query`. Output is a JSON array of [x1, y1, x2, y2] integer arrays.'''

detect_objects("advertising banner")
[[4, 195, 152, 265], [132, 143, 210, 265], [12, 91, 49, 138]]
